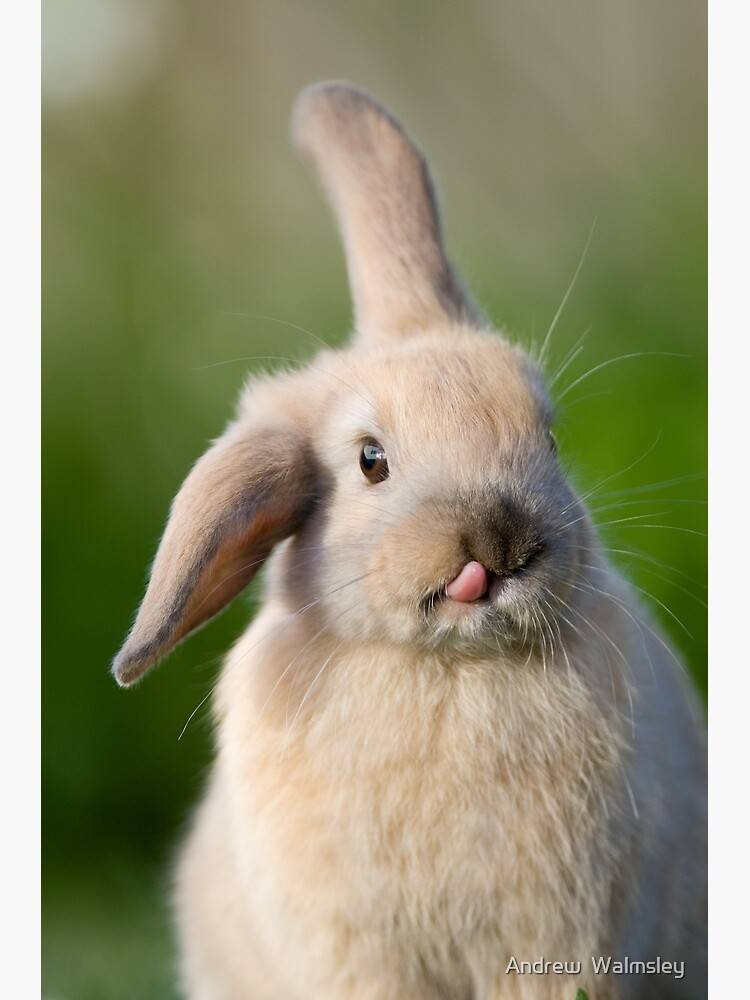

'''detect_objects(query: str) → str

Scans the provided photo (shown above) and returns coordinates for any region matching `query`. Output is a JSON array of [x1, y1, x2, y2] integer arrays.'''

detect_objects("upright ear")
[[292, 81, 480, 343], [112, 423, 318, 687]]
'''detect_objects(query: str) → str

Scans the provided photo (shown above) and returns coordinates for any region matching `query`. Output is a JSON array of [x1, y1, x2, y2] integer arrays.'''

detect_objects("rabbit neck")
[[216, 575, 634, 788]]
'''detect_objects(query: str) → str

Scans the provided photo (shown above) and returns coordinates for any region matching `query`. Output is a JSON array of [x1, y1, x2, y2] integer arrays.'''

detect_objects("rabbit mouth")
[[421, 548, 545, 614], [420, 568, 525, 621], [418, 553, 552, 649]]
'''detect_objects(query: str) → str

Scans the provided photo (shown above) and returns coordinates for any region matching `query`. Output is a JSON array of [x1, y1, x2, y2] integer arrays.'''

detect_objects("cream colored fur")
[[114, 83, 706, 999]]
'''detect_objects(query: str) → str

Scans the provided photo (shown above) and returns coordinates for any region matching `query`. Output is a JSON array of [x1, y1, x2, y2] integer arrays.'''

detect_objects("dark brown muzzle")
[[462, 494, 546, 580]]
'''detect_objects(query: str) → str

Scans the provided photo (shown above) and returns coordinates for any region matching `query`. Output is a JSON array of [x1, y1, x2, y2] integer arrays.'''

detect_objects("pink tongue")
[[446, 561, 489, 603]]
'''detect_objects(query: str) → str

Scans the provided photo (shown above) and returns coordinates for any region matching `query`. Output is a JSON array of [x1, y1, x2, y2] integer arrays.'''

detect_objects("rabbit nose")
[[464, 494, 546, 582], [446, 561, 489, 602]]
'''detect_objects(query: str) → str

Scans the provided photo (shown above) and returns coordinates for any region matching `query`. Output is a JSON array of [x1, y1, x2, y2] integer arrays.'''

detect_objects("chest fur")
[[218, 634, 626, 954]]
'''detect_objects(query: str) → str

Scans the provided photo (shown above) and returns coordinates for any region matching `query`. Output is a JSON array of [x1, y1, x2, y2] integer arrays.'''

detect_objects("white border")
[[1, 1, 41, 995], [708, 0, 750, 993]]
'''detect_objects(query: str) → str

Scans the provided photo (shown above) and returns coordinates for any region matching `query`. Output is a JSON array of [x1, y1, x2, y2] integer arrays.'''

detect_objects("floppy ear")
[[292, 81, 480, 343], [112, 423, 318, 687]]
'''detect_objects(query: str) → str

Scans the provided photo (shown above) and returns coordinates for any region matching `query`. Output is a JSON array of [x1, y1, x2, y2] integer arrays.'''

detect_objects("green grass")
[[43, 855, 179, 1000]]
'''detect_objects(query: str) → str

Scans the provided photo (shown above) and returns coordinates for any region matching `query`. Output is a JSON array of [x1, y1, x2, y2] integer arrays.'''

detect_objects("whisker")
[[238, 312, 334, 353], [549, 328, 590, 387], [265, 620, 336, 721], [556, 351, 690, 402], [573, 543, 706, 591], [588, 498, 707, 513], [231, 569, 375, 673], [177, 688, 214, 742], [192, 353, 303, 371], [614, 523, 706, 538], [577, 556, 706, 610], [592, 473, 706, 500], [286, 638, 346, 732], [569, 575, 685, 678], [559, 432, 664, 515], [558, 389, 613, 412], [554, 508, 671, 538], [538, 220, 597, 367], [575, 562, 694, 637]]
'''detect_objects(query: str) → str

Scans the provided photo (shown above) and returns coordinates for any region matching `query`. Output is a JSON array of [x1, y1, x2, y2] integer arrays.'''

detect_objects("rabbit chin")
[[423, 570, 553, 653]]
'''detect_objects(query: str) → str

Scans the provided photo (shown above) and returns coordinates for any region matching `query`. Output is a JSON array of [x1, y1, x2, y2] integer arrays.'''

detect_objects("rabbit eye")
[[359, 440, 389, 484]]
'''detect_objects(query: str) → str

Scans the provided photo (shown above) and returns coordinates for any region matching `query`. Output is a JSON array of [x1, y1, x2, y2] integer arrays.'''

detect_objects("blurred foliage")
[[43, 0, 705, 996]]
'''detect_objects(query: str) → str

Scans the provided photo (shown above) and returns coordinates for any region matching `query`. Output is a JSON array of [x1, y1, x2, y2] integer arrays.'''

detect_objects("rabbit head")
[[113, 82, 593, 687]]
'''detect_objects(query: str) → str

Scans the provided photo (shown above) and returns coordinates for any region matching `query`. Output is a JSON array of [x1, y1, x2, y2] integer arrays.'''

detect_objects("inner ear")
[[112, 427, 319, 687]]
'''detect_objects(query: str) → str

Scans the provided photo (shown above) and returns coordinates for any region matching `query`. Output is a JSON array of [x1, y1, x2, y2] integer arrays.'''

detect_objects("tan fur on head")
[[115, 82, 706, 999]]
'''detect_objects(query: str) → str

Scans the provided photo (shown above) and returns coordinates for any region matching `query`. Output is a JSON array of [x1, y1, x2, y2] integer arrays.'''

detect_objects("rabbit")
[[113, 82, 706, 1000]]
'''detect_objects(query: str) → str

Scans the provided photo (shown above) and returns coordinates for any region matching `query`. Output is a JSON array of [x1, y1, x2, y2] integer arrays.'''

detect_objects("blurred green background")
[[43, 1, 706, 997]]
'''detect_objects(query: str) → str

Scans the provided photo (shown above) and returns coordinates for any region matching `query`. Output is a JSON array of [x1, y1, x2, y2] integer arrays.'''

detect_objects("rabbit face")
[[276, 329, 588, 655]]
